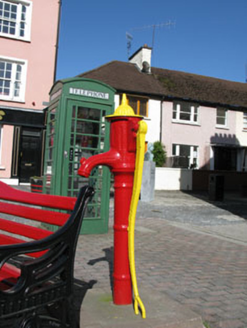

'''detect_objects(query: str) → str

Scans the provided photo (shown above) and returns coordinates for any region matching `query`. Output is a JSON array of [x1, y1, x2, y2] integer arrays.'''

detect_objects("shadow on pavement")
[[73, 279, 97, 326], [88, 247, 114, 292], [183, 190, 247, 220]]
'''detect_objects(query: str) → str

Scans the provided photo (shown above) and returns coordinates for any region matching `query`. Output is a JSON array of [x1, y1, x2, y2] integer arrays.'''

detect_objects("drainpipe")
[[53, 0, 62, 83], [159, 96, 164, 142]]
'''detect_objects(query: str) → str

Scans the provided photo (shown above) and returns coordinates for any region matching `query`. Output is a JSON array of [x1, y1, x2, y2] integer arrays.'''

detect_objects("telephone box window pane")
[[72, 107, 102, 149]]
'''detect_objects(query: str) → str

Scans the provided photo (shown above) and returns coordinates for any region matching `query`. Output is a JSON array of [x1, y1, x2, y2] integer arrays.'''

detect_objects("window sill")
[[0, 166, 6, 170], [0, 97, 25, 104], [0, 33, 31, 43], [216, 125, 229, 130], [172, 119, 200, 126]]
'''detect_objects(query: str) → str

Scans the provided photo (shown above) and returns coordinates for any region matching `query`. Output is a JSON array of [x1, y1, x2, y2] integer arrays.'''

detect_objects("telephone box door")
[[62, 100, 112, 234]]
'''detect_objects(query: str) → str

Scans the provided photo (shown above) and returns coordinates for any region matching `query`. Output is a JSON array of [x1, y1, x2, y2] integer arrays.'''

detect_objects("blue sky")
[[56, 0, 247, 83]]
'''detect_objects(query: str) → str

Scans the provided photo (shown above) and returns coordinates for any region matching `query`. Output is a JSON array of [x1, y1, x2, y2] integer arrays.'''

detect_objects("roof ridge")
[[152, 66, 247, 86], [78, 60, 135, 77]]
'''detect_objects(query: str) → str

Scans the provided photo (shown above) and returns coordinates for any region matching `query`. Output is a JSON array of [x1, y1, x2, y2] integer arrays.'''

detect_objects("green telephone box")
[[43, 78, 116, 234]]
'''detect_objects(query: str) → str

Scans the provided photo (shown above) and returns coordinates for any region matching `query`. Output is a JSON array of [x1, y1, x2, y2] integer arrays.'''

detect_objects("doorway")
[[19, 128, 43, 183]]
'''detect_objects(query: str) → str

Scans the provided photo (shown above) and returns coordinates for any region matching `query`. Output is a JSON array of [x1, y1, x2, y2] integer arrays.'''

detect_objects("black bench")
[[0, 181, 94, 328]]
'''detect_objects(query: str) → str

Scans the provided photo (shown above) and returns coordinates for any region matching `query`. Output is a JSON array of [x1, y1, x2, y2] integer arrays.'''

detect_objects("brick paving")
[[74, 191, 247, 328], [16, 185, 247, 327]]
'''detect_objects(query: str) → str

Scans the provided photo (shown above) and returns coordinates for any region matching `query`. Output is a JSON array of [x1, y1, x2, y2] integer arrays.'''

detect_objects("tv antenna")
[[126, 32, 133, 57], [126, 20, 175, 56]]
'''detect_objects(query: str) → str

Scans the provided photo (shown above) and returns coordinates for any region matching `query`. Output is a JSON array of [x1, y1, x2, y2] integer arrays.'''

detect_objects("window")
[[172, 144, 198, 168], [243, 112, 247, 130], [216, 108, 227, 127], [0, 56, 27, 102], [121, 94, 149, 117], [0, 0, 32, 41], [173, 102, 198, 123]]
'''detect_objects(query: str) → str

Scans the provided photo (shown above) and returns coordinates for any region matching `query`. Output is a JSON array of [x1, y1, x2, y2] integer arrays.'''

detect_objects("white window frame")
[[0, 0, 32, 41], [243, 112, 247, 131], [172, 144, 198, 168], [172, 101, 199, 124], [0, 55, 27, 102], [216, 108, 228, 128]]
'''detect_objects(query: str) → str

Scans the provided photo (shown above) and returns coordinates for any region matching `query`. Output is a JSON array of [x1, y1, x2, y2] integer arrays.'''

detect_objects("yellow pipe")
[[128, 120, 148, 319]]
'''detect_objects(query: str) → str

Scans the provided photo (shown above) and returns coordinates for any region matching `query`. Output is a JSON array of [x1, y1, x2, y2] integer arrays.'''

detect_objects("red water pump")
[[78, 95, 143, 305]]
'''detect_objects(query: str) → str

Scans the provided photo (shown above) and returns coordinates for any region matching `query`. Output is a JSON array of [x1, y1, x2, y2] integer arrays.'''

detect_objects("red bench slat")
[[0, 234, 47, 258], [0, 263, 20, 280], [0, 202, 69, 226], [0, 181, 76, 210], [0, 218, 53, 240], [0, 264, 20, 290], [0, 233, 24, 245]]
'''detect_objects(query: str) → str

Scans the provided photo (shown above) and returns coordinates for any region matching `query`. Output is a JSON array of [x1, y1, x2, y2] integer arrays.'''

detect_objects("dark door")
[[19, 128, 42, 183]]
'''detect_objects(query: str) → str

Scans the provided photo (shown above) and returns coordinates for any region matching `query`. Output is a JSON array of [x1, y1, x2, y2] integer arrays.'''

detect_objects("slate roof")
[[79, 61, 247, 111]]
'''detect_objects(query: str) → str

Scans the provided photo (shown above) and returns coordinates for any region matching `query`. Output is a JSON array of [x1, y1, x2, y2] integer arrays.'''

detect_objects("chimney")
[[129, 44, 152, 73]]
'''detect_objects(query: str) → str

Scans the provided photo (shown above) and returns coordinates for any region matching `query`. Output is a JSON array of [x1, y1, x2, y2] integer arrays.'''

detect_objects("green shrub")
[[152, 141, 166, 167]]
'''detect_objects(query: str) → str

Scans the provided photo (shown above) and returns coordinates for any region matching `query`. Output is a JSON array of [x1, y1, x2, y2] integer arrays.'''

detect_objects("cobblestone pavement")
[[74, 191, 247, 328]]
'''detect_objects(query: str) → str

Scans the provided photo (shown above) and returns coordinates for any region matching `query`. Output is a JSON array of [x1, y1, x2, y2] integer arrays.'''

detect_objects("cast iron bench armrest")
[[0, 184, 94, 328]]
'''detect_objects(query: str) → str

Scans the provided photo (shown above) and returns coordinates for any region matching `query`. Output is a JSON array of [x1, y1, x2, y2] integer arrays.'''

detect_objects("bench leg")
[[0, 298, 77, 328], [20, 315, 68, 328]]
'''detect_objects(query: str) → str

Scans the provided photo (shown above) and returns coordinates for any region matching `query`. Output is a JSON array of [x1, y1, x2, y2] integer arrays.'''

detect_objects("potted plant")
[[152, 141, 167, 167]]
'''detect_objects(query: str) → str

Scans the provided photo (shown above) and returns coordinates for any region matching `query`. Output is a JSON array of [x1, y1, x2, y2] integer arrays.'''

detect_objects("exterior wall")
[[155, 167, 192, 190], [0, 125, 14, 178], [145, 99, 160, 143], [114, 94, 120, 108], [235, 111, 247, 146], [154, 168, 247, 191], [0, 0, 60, 181], [161, 101, 238, 169], [0, 0, 59, 109]]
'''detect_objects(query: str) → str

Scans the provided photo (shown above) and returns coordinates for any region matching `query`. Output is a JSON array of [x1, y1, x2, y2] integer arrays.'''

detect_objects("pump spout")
[[78, 149, 121, 177]]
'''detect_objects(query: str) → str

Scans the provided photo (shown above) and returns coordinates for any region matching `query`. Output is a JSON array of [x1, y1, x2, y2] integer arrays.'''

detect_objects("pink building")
[[0, 0, 60, 184]]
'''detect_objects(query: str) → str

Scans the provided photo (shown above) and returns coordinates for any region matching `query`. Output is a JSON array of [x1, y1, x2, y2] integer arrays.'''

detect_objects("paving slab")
[[80, 288, 205, 328]]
